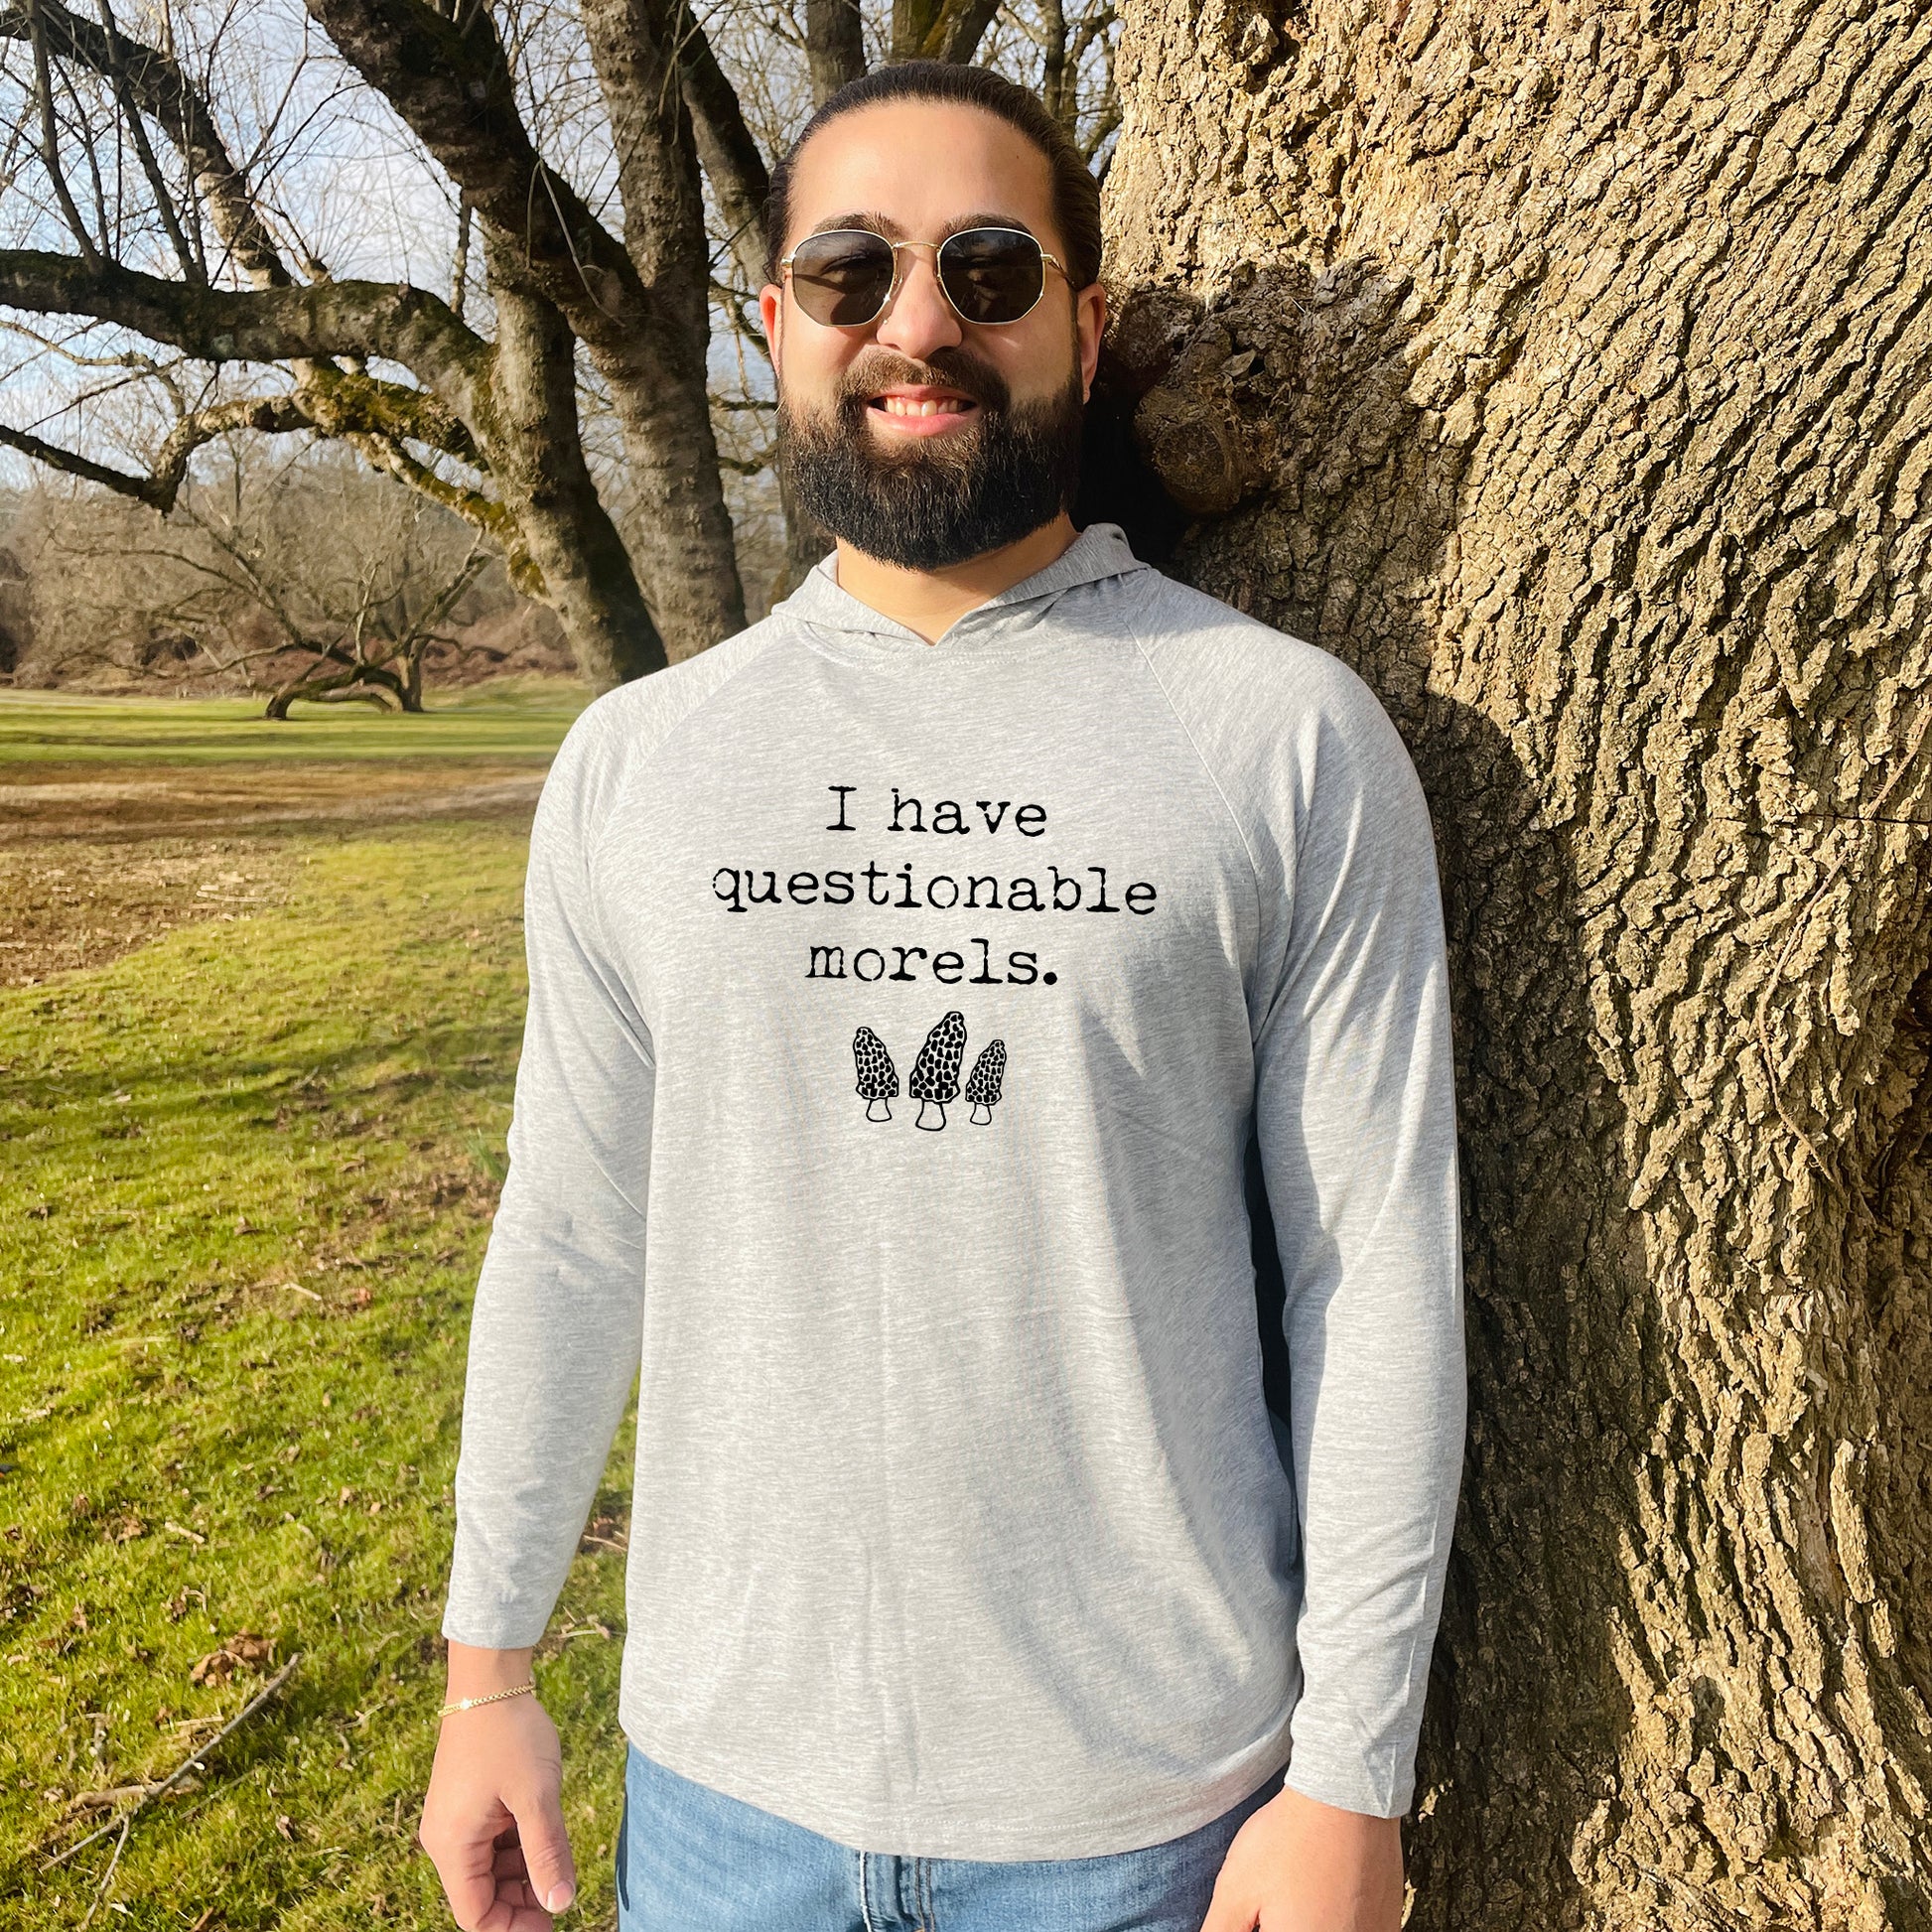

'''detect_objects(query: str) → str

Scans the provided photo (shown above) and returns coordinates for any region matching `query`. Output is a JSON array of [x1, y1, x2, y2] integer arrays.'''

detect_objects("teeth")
[[879, 396, 969, 416]]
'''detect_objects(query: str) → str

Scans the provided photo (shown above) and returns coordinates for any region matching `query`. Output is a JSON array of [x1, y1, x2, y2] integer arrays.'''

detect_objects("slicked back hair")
[[762, 62, 1104, 295]]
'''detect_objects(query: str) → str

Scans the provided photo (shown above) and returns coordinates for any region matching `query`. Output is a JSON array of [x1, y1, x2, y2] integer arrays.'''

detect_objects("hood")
[[771, 520, 1154, 658]]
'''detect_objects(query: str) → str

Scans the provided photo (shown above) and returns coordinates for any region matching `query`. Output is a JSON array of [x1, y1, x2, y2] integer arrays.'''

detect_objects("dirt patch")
[[0, 759, 546, 845], [0, 755, 545, 985], [0, 839, 297, 987]]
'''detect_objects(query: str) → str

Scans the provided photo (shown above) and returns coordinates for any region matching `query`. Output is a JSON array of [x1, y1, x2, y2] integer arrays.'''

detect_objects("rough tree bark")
[[481, 231, 668, 689], [809, 0, 867, 101], [1100, 0, 1932, 1925], [676, 0, 839, 599]]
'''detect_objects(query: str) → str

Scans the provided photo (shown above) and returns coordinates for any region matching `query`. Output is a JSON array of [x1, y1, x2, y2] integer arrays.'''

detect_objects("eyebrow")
[[801, 209, 1040, 243]]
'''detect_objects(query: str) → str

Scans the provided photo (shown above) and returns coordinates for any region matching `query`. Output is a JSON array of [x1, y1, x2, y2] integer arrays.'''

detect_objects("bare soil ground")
[[0, 759, 545, 844], [0, 759, 543, 987], [0, 838, 297, 987]]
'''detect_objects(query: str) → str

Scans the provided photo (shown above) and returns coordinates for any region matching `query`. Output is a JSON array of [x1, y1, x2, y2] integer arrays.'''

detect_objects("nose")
[[871, 241, 963, 360]]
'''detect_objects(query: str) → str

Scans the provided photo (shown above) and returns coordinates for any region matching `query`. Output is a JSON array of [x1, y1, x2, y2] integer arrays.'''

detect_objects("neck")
[[832, 512, 1080, 644]]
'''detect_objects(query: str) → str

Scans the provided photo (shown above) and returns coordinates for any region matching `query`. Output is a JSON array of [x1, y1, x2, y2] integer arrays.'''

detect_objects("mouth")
[[865, 385, 981, 435]]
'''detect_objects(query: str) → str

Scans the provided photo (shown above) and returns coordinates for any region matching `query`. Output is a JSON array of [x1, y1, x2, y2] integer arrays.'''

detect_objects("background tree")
[[1101, 0, 1932, 1923], [10, 445, 521, 711], [0, 0, 1120, 703]]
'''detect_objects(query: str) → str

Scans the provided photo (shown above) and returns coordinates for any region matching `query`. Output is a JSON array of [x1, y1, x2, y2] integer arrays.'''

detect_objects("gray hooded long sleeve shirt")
[[441, 520, 1466, 1860]]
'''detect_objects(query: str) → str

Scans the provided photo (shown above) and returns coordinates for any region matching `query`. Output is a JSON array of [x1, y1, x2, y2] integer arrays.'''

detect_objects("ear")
[[759, 283, 784, 382], [1076, 281, 1108, 402]]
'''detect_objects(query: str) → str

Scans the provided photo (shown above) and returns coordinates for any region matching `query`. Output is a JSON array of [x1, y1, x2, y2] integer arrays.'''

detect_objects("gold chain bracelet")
[[439, 1680, 537, 1719]]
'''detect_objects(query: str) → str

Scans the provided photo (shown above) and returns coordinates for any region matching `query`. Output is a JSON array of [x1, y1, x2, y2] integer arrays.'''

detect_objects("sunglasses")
[[779, 225, 1070, 329]]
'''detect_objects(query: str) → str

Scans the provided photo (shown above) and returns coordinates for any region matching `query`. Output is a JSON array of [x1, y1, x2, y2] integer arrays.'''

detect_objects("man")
[[421, 58, 1465, 1932]]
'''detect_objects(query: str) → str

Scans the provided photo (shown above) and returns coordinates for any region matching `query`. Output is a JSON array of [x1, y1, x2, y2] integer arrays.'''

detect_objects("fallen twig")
[[78, 1813, 131, 1927], [67, 1781, 192, 1812], [42, 1652, 302, 1872]]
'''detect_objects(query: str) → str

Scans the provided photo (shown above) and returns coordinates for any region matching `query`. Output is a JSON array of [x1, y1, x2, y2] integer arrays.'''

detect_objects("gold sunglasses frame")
[[778, 225, 1070, 329]]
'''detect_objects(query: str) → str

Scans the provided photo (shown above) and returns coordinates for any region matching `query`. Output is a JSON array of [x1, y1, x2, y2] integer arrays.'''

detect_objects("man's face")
[[759, 100, 1108, 572]]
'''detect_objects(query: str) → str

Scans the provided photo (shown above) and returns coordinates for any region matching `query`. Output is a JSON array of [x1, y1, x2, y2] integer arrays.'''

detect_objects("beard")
[[775, 342, 1086, 572]]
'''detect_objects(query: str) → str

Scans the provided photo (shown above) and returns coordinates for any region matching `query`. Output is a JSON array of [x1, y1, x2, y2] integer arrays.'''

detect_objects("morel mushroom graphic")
[[964, 1039, 1006, 1124], [852, 1025, 898, 1122], [908, 1010, 967, 1131]]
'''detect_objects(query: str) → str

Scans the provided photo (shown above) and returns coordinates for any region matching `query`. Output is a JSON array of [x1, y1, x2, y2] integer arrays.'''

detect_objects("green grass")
[[0, 680, 591, 768], [0, 821, 632, 1928]]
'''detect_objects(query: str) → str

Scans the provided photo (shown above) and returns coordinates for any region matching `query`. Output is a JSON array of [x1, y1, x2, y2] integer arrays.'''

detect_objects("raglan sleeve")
[[441, 703, 656, 1649], [1251, 666, 1466, 1820]]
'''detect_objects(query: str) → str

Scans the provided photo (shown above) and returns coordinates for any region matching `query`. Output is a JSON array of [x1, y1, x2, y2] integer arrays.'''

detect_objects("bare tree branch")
[[0, 313, 174, 379], [0, 0, 288, 285], [346, 432, 516, 549], [23, 0, 101, 261], [0, 247, 492, 408], [1038, 0, 1068, 130], [3, 360, 480, 544], [299, 0, 654, 350], [450, 189, 470, 319], [674, 0, 769, 290], [87, 0, 203, 282], [0, 417, 183, 506], [54, 53, 113, 252]]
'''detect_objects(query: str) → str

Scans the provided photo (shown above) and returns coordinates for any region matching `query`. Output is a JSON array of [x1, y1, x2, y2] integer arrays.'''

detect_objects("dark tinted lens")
[[938, 228, 1045, 324], [789, 230, 897, 326]]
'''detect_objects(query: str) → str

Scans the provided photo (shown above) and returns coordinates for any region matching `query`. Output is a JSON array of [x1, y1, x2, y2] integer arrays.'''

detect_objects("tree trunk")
[[575, 0, 749, 663], [807, 0, 865, 103], [1101, 2, 1932, 1925], [480, 229, 668, 688]]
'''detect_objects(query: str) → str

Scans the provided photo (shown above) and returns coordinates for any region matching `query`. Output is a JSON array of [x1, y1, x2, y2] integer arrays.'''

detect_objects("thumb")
[[508, 1784, 578, 1915]]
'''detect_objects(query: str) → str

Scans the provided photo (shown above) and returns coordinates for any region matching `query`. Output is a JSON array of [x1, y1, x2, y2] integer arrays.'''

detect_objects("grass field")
[[0, 681, 588, 767], [0, 686, 641, 1929]]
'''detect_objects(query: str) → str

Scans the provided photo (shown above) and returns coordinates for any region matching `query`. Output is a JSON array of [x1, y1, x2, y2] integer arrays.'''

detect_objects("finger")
[[494, 1867, 537, 1904], [496, 1898, 558, 1932], [492, 1877, 537, 1916], [470, 1882, 554, 1932], [1196, 1877, 1260, 1932], [429, 1812, 518, 1931], [505, 1785, 578, 1916], [492, 1843, 530, 1880]]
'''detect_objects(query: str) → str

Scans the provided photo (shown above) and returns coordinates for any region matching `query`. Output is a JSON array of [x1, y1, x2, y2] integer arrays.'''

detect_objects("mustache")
[[835, 350, 1011, 414]]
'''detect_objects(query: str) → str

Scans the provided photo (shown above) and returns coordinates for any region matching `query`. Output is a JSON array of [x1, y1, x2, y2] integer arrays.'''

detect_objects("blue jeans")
[[614, 1740, 1285, 1932]]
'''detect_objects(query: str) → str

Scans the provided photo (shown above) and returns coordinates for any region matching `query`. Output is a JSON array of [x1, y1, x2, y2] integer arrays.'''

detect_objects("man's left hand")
[[1198, 1783, 1405, 1932]]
